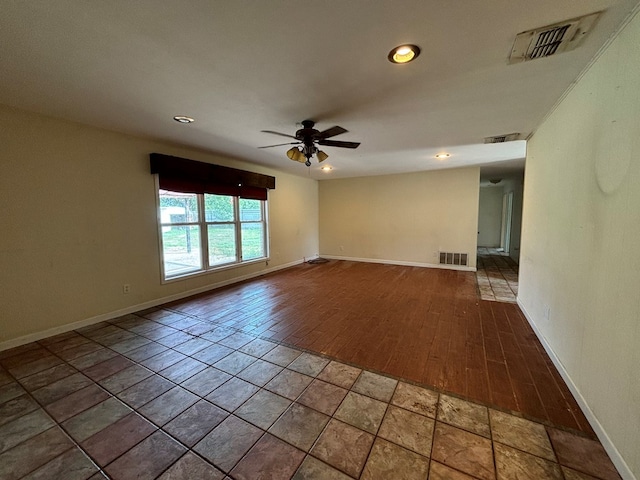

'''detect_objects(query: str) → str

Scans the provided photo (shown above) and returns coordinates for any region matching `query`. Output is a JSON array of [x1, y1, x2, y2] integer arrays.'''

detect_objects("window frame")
[[238, 197, 268, 262], [155, 178, 269, 283]]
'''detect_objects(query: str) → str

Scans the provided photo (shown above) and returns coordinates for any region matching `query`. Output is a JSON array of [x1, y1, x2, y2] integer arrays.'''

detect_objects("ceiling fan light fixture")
[[316, 150, 329, 162], [287, 147, 306, 163], [321, 166, 332, 171], [173, 115, 195, 124], [388, 44, 420, 64]]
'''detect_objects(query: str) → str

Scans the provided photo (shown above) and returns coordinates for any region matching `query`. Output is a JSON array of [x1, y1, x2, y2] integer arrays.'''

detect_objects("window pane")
[[239, 198, 262, 221], [205, 194, 235, 222], [208, 224, 237, 266], [159, 190, 199, 224], [241, 223, 264, 260], [162, 226, 202, 277]]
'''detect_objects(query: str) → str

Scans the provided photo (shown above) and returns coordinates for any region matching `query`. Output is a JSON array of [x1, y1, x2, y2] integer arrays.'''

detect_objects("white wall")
[[477, 187, 503, 247], [0, 105, 319, 345], [318, 168, 480, 268], [519, 9, 640, 478]]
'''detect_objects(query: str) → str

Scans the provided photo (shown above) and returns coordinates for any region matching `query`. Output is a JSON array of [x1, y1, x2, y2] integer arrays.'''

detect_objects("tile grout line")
[[33, 323, 236, 478], [353, 379, 398, 479], [41, 330, 184, 479], [71, 319, 266, 478], [3, 348, 110, 479]]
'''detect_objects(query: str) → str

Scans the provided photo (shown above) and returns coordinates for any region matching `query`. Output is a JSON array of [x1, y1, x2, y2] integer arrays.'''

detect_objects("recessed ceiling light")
[[388, 44, 421, 64], [173, 115, 195, 124], [321, 166, 332, 171], [435, 153, 450, 159]]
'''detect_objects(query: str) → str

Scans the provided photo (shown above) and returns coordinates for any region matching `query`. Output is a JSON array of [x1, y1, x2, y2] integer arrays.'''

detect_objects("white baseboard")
[[321, 254, 476, 272], [517, 298, 635, 480], [0, 258, 304, 353]]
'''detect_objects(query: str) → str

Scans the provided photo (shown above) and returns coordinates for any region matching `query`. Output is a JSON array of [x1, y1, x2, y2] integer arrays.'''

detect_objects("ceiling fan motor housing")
[[296, 120, 319, 160], [296, 120, 319, 143]]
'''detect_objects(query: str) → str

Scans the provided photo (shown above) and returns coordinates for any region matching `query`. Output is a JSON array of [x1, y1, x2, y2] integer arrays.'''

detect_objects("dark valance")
[[150, 153, 275, 201]]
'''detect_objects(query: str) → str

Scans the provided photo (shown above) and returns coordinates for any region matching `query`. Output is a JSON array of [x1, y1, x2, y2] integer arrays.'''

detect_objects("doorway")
[[476, 173, 524, 303], [500, 191, 514, 254]]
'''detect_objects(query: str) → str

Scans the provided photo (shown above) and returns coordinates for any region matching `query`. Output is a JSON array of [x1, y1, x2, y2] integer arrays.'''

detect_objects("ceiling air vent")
[[484, 133, 520, 144], [508, 12, 601, 64]]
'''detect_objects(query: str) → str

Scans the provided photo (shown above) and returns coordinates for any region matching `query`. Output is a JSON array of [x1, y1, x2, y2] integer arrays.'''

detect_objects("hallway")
[[476, 248, 519, 303]]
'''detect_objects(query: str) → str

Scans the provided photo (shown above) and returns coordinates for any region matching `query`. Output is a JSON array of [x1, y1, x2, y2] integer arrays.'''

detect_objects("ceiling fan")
[[259, 120, 360, 166]]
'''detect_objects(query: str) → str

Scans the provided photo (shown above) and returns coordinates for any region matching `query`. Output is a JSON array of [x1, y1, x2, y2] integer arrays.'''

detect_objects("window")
[[158, 189, 268, 280], [150, 153, 274, 280]]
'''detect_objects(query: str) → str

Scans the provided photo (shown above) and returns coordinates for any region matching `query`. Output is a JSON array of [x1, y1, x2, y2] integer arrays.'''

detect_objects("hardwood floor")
[[167, 260, 593, 436]]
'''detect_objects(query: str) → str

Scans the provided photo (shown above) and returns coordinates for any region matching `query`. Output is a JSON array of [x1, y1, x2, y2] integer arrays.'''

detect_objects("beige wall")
[[519, 10, 640, 478], [0, 105, 319, 344], [318, 168, 480, 268], [477, 187, 503, 247]]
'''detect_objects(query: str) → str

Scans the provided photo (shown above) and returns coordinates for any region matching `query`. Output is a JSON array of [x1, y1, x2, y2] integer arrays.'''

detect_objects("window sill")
[[161, 257, 270, 284]]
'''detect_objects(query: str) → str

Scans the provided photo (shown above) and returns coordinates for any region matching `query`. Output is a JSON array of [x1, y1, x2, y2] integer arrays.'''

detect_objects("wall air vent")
[[508, 12, 601, 64], [484, 133, 520, 144], [439, 252, 469, 267]]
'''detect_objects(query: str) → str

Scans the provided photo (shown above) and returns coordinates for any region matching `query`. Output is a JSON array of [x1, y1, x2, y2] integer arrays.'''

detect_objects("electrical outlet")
[[339, 245, 344, 252], [123, 284, 131, 294]]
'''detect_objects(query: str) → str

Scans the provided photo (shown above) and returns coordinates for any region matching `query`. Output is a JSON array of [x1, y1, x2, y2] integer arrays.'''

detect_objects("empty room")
[[1, 2, 639, 479]]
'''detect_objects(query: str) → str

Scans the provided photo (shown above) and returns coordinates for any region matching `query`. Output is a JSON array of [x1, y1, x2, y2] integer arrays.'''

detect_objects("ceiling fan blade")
[[258, 142, 301, 149], [261, 130, 299, 140], [318, 139, 360, 149], [314, 126, 347, 140]]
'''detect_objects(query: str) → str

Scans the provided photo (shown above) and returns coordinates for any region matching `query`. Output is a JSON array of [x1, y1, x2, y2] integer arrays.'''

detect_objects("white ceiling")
[[1, 1, 637, 180]]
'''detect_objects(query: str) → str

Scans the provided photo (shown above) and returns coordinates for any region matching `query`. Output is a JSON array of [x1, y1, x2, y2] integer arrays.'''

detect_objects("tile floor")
[[476, 248, 519, 303], [0, 308, 621, 479]]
